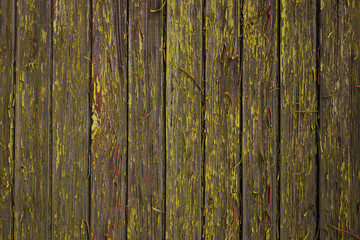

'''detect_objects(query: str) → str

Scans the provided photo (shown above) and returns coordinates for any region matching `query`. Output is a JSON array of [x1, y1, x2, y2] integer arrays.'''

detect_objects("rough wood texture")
[[280, 0, 317, 238], [14, 0, 51, 238], [90, 0, 127, 239], [52, 0, 90, 238], [0, 1, 15, 239], [204, 0, 241, 239], [127, 0, 165, 239], [166, 0, 203, 238], [319, 1, 360, 239], [242, 0, 279, 238]]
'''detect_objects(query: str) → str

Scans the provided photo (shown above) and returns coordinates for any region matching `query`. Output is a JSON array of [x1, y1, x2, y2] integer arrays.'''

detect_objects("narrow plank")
[[204, 0, 241, 239], [166, 0, 203, 238], [319, 0, 360, 238], [280, 0, 317, 238], [0, 1, 15, 239], [91, 0, 128, 239], [14, 0, 51, 238], [127, 0, 165, 238], [242, 0, 279, 238], [52, 0, 90, 238]]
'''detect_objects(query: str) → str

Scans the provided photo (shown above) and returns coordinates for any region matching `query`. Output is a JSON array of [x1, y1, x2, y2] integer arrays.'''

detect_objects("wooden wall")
[[0, 0, 359, 239]]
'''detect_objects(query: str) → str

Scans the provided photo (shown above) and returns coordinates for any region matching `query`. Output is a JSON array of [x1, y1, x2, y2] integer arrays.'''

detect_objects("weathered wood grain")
[[0, 1, 15, 239], [91, 0, 127, 239], [203, 0, 241, 239], [14, 0, 51, 238], [127, 0, 165, 239], [242, 0, 279, 238], [319, 1, 360, 239], [52, 0, 90, 238], [280, 0, 318, 238], [166, 0, 203, 238]]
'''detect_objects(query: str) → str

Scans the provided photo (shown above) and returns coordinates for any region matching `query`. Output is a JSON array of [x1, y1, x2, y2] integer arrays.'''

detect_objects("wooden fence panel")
[[279, 0, 317, 239], [127, 0, 165, 239], [52, 0, 90, 238], [204, 0, 241, 239], [319, 1, 360, 239], [0, 1, 15, 239], [242, 0, 279, 239], [90, 0, 127, 239], [166, 0, 203, 238], [14, 0, 51, 238]]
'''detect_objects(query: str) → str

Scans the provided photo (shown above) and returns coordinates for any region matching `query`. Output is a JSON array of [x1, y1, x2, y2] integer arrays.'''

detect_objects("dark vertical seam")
[[125, 0, 129, 239], [201, 0, 206, 239], [315, 0, 321, 239], [88, 0, 93, 239], [239, 0, 244, 238], [49, 0, 54, 239], [11, 0, 17, 239], [162, 1, 167, 239], [277, 0, 281, 239]]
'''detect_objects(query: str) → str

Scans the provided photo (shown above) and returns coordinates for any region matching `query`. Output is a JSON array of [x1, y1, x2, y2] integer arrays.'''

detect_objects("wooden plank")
[[0, 1, 15, 239], [14, 0, 51, 238], [52, 0, 90, 238], [90, 0, 128, 239], [319, 1, 360, 238], [203, 0, 241, 239], [242, 0, 279, 238], [279, 0, 317, 238], [127, 0, 165, 239], [166, 0, 203, 238]]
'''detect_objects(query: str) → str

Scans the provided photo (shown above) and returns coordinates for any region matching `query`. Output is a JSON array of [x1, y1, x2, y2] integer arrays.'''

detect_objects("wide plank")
[[204, 0, 241, 238], [14, 0, 51, 238], [127, 0, 165, 239], [166, 0, 203, 238], [279, 0, 318, 238], [242, 0, 279, 238], [90, 0, 128, 239], [52, 0, 90, 238], [0, 1, 15, 239], [319, 0, 360, 238]]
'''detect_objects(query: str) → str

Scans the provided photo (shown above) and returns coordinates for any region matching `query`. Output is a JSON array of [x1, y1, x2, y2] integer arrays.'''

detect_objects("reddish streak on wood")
[[85, 219, 91, 239], [328, 224, 360, 240], [137, 20, 144, 39], [266, 209, 272, 225], [151, 151, 158, 157], [179, 67, 201, 90], [355, 85, 360, 88], [109, 57, 113, 72], [139, 107, 154, 122], [266, 5, 272, 31]]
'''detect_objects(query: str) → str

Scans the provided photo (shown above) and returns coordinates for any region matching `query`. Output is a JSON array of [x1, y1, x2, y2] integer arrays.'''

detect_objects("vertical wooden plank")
[[0, 1, 15, 239], [319, 0, 360, 238], [242, 0, 279, 238], [127, 0, 165, 239], [166, 0, 203, 238], [14, 0, 51, 238], [52, 0, 90, 238], [204, 0, 241, 239], [91, 0, 127, 239], [280, 0, 317, 238]]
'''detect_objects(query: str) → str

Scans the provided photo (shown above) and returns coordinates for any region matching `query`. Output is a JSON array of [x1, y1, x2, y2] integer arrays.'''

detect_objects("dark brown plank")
[[319, 1, 360, 238], [127, 0, 165, 239], [90, 0, 128, 239], [203, 0, 241, 239], [242, 0, 279, 238], [14, 0, 51, 238], [0, 1, 15, 239], [52, 0, 90, 238], [279, 0, 317, 238], [166, 0, 203, 238]]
